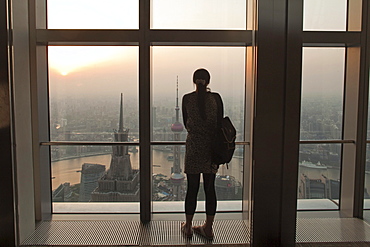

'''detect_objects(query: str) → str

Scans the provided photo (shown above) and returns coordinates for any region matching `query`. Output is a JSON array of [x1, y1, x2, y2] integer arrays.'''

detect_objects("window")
[[298, 48, 345, 210], [364, 81, 370, 211], [49, 46, 139, 143], [47, 0, 139, 29], [49, 46, 140, 212], [40, 1, 251, 215], [303, 0, 347, 31], [151, 46, 246, 212], [151, 0, 247, 30]]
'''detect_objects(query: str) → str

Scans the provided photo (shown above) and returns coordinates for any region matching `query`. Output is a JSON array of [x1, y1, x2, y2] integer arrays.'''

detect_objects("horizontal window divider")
[[150, 42, 249, 46], [302, 31, 361, 46], [41, 141, 139, 146], [299, 140, 355, 144], [36, 29, 252, 45], [36, 29, 140, 44], [148, 30, 252, 45], [151, 141, 250, 145], [41, 141, 250, 146]]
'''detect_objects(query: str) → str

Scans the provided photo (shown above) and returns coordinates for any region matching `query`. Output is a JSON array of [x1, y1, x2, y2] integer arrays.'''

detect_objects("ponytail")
[[193, 68, 211, 120], [197, 83, 207, 120]]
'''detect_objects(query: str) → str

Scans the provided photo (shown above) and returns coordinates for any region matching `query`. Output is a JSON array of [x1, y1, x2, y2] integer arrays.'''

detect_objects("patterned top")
[[182, 91, 223, 174]]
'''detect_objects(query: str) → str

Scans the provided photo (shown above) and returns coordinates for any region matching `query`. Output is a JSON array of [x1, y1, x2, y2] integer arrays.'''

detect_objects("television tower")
[[170, 76, 185, 200]]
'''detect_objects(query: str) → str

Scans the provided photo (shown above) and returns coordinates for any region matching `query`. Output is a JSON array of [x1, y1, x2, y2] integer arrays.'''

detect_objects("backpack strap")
[[213, 93, 224, 129]]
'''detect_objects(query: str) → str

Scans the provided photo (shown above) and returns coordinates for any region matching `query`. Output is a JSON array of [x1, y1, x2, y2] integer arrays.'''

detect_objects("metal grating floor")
[[296, 218, 370, 243], [22, 220, 250, 246], [22, 218, 370, 246]]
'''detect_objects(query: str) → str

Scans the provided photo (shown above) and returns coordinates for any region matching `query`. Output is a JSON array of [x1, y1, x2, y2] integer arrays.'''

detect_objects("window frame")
[[30, 0, 254, 222]]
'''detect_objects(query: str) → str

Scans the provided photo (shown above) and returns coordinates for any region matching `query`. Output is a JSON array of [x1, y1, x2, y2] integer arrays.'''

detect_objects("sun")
[[61, 71, 69, 76]]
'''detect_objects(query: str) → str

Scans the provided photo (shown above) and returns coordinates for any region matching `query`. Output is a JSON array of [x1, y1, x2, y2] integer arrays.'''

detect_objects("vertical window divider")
[[139, 0, 152, 223], [353, 0, 370, 218], [30, 0, 52, 221], [341, 45, 361, 217]]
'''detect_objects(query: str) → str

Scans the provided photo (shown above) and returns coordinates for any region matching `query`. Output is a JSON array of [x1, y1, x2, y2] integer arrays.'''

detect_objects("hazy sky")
[[48, 0, 347, 31], [48, 46, 246, 100], [302, 48, 345, 97], [47, 0, 246, 30], [303, 0, 347, 31], [47, 1, 348, 101]]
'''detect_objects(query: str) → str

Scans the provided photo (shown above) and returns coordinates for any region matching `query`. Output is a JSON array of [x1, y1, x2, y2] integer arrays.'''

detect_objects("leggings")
[[185, 173, 217, 216]]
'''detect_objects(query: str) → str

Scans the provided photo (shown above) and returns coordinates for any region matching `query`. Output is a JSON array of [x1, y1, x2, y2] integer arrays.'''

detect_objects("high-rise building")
[[170, 77, 185, 201], [79, 163, 105, 202], [215, 175, 240, 200], [298, 173, 339, 200], [91, 94, 140, 202]]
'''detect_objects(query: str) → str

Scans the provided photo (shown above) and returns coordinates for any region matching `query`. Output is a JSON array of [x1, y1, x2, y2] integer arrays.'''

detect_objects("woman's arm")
[[182, 95, 188, 129]]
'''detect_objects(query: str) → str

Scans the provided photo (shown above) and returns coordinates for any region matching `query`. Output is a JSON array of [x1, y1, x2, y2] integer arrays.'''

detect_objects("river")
[[51, 149, 244, 190], [52, 150, 370, 195]]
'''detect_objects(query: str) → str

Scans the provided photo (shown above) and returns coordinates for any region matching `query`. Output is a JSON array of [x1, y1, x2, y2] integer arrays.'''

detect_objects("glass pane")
[[47, 0, 139, 29], [152, 46, 246, 142], [300, 48, 345, 141], [365, 144, 370, 210], [151, 0, 247, 30], [368, 94, 370, 139], [364, 80, 370, 218], [303, 0, 347, 31], [297, 144, 341, 210], [152, 145, 244, 212], [49, 46, 139, 142], [52, 145, 140, 213]]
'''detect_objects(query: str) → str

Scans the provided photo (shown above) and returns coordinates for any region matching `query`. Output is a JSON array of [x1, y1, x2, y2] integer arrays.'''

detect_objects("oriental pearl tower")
[[170, 76, 185, 201]]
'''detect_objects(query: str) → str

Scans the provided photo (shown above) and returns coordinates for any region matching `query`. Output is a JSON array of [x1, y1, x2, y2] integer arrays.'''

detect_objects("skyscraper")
[[79, 163, 105, 202], [91, 94, 140, 202], [170, 77, 185, 201]]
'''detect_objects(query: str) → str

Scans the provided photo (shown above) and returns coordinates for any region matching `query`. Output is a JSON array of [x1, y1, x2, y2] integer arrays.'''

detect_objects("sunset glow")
[[48, 46, 136, 76]]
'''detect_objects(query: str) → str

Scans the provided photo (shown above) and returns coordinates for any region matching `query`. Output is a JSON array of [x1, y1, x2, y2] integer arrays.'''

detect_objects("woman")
[[181, 68, 223, 240]]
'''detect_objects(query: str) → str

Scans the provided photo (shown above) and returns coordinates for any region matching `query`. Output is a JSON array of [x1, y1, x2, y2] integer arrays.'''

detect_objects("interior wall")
[[0, 0, 16, 245], [12, 0, 36, 243]]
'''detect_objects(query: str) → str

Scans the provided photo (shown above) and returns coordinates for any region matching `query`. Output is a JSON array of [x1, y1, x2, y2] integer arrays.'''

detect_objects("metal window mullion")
[[353, 0, 370, 218], [36, 29, 140, 44], [340, 45, 361, 216], [35, 29, 251, 45], [29, 0, 52, 220], [280, 0, 303, 244], [302, 31, 361, 46], [148, 30, 252, 45], [251, 0, 297, 245], [139, 0, 151, 223]]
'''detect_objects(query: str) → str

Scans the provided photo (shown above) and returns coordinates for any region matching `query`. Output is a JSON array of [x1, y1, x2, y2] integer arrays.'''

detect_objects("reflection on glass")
[[364, 145, 370, 210], [51, 145, 140, 212], [364, 81, 370, 214], [47, 0, 139, 29], [297, 144, 341, 210], [49, 46, 139, 142], [303, 0, 347, 31], [152, 145, 244, 212], [151, 0, 246, 30], [368, 96, 370, 139], [300, 48, 345, 141], [151, 47, 245, 142]]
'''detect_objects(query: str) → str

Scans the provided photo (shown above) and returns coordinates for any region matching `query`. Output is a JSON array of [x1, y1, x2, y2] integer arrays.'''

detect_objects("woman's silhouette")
[[181, 68, 223, 240]]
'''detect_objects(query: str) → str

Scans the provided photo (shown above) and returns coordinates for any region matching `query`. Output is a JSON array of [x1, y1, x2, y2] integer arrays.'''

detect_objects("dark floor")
[[21, 217, 370, 247], [296, 243, 370, 247]]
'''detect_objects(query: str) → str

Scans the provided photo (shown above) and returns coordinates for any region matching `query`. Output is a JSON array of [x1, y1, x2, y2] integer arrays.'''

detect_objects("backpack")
[[212, 95, 236, 167]]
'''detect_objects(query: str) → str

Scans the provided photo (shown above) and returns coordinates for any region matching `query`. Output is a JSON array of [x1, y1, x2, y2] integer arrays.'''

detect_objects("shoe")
[[193, 225, 213, 240], [181, 222, 193, 238]]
